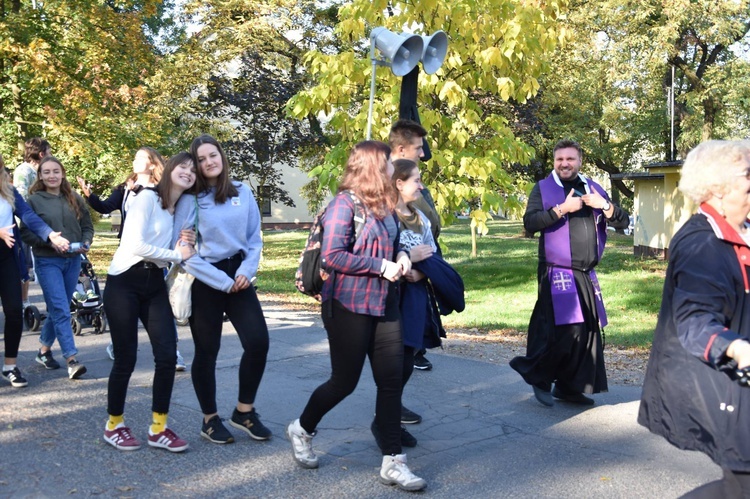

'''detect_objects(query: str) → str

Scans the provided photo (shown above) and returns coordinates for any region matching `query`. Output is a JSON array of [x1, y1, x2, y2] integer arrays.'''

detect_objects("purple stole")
[[538, 174, 609, 328]]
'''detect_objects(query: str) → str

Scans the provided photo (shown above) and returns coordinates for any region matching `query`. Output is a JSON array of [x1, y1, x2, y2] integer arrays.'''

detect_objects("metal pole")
[[366, 38, 377, 140], [670, 65, 675, 161]]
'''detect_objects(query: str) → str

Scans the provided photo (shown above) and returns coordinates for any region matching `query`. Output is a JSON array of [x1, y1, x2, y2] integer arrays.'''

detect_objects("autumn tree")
[[198, 50, 329, 209], [587, 0, 750, 154], [288, 0, 567, 233], [0, 0, 173, 184]]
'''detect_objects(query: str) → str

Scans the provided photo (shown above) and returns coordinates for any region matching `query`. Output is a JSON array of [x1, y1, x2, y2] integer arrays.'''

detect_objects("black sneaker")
[[201, 415, 235, 444], [35, 350, 61, 370], [371, 419, 418, 450], [229, 408, 272, 441], [414, 351, 433, 371], [2, 367, 28, 388], [400, 405, 422, 425]]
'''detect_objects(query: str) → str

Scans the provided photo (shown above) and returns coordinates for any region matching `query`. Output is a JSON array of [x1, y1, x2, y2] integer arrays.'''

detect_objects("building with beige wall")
[[613, 161, 692, 258]]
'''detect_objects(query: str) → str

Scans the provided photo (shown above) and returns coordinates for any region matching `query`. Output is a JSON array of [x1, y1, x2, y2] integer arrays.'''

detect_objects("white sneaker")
[[106, 342, 115, 361], [379, 454, 426, 491], [286, 419, 318, 469], [175, 350, 186, 371]]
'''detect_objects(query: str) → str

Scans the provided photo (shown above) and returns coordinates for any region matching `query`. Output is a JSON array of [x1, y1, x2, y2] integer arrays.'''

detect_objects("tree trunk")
[[702, 97, 718, 141], [593, 159, 633, 199], [11, 79, 26, 153]]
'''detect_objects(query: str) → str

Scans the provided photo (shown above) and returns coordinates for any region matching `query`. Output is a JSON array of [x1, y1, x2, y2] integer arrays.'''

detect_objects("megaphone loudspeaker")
[[420, 30, 448, 74], [371, 27, 424, 77]]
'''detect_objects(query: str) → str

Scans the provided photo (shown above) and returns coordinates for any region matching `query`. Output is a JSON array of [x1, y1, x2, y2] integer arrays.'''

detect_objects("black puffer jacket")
[[638, 204, 750, 471]]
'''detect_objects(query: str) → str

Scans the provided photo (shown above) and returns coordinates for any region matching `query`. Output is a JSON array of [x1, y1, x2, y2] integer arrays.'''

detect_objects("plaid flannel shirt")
[[320, 192, 398, 316]]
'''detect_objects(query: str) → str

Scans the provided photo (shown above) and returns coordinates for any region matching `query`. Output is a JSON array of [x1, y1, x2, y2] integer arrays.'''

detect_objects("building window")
[[258, 186, 271, 217]]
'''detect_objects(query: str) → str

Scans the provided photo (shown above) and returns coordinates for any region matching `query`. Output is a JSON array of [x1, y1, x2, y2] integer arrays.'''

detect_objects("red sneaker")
[[148, 427, 189, 453], [103, 424, 141, 451]]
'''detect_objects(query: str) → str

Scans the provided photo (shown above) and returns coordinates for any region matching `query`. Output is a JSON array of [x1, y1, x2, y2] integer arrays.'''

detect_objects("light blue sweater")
[[172, 182, 262, 293]]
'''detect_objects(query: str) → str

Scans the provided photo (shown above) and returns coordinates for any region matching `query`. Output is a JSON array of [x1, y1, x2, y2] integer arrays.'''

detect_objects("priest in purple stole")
[[510, 140, 629, 407]]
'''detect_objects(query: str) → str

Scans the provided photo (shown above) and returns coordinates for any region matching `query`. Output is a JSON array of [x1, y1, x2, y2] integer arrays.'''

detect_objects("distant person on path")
[[286, 141, 426, 492], [510, 140, 628, 407], [14, 137, 51, 310], [77, 146, 164, 239], [77, 148, 186, 370], [173, 135, 271, 445], [639, 140, 750, 497], [102, 152, 196, 453], [0, 159, 69, 388], [21, 156, 94, 380]]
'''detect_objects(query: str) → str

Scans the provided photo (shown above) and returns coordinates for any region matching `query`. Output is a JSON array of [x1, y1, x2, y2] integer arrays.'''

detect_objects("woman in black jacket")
[[639, 140, 750, 497]]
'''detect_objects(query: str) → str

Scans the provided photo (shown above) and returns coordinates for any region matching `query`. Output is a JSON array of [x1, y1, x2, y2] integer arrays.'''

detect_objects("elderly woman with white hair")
[[639, 139, 750, 498]]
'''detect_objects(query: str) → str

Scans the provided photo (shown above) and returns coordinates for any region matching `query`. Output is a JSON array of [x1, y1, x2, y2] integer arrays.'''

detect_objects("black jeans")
[[104, 264, 177, 415], [300, 298, 404, 456], [0, 243, 22, 359], [189, 256, 269, 415]]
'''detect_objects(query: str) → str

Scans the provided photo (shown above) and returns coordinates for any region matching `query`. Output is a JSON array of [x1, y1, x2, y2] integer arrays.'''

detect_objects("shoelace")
[[391, 460, 418, 481], [115, 427, 136, 442]]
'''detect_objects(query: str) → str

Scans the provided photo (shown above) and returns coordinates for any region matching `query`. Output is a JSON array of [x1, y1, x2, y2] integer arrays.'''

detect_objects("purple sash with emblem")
[[539, 174, 609, 328]]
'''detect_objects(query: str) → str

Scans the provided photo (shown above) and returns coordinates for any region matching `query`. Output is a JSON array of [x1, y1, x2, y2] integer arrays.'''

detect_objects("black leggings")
[[0, 243, 22, 359], [189, 257, 269, 415], [300, 299, 404, 455], [105, 265, 177, 415], [682, 468, 750, 498]]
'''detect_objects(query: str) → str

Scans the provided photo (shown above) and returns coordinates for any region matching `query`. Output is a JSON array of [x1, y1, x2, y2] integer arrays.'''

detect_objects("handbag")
[[165, 264, 195, 326], [166, 196, 199, 325]]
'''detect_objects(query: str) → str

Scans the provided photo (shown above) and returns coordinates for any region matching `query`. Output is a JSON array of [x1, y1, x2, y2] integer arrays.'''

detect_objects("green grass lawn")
[[89, 217, 667, 350]]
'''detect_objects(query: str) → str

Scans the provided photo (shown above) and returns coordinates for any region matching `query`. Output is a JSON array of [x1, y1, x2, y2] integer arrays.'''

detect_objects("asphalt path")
[[0, 286, 718, 498]]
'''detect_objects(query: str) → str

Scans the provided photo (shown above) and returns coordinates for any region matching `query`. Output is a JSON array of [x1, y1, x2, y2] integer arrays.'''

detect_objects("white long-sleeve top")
[[108, 189, 182, 275]]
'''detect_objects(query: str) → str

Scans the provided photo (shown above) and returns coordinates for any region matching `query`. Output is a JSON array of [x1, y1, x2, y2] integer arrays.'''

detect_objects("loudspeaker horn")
[[371, 27, 423, 77], [419, 30, 448, 74]]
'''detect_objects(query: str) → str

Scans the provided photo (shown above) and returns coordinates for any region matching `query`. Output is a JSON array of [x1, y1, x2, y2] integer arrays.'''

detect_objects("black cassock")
[[510, 178, 628, 394]]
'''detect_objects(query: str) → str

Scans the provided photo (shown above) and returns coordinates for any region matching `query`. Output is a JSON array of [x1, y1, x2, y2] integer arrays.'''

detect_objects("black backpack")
[[295, 191, 366, 300]]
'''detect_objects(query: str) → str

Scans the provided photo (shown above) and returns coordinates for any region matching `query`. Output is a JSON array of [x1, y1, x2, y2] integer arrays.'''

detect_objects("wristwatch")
[[601, 201, 611, 211]]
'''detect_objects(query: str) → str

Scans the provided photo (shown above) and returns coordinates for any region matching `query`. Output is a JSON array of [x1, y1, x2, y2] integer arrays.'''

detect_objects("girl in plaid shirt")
[[287, 141, 426, 492]]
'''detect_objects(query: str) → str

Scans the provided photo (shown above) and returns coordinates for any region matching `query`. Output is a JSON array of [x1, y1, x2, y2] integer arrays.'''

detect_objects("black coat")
[[638, 205, 750, 471]]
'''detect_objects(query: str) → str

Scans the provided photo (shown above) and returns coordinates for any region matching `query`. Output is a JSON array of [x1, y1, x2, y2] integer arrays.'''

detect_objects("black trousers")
[[189, 257, 269, 415], [300, 298, 404, 456], [0, 243, 22, 359], [105, 265, 177, 415]]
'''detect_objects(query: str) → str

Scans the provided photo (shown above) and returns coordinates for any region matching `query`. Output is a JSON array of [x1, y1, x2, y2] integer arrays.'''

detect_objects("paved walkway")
[[0, 289, 718, 498]]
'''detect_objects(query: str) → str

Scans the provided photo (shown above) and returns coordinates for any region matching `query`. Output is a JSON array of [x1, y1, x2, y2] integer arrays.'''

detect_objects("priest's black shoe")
[[552, 386, 595, 406], [532, 384, 553, 407]]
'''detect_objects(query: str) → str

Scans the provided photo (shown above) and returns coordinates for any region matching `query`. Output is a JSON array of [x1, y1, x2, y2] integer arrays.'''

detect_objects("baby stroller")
[[24, 254, 107, 335], [23, 254, 107, 336], [71, 254, 107, 335]]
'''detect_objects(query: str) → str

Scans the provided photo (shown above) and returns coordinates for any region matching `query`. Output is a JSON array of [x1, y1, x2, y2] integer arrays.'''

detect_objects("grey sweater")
[[172, 183, 262, 292]]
